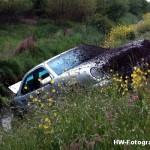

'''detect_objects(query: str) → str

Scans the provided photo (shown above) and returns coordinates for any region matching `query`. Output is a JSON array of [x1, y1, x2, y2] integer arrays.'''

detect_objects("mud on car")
[[9, 40, 150, 115]]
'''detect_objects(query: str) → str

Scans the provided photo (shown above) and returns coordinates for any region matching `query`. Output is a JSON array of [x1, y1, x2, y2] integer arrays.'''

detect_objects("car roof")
[[32, 44, 107, 70]]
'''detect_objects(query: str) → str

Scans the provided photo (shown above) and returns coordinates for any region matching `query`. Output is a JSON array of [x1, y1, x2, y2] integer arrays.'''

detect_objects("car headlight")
[[90, 67, 104, 79]]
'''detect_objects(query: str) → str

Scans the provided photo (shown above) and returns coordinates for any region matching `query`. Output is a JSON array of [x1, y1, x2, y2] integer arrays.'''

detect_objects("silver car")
[[9, 45, 109, 115], [9, 40, 150, 115]]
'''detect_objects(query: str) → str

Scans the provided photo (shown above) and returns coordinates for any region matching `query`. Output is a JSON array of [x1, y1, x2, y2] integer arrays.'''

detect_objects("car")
[[9, 40, 150, 115], [9, 45, 110, 115]]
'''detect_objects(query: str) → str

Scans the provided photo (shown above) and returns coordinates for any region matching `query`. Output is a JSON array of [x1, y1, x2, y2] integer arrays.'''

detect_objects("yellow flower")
[[54, 112, 58, 117], [40, 103, 45, 108], [50, 79, 54, 84], [30, 95, 33, 99], [45, 118, 50, 122], [27, 102, 31, 106], [24, 86, 28, 89], [39, 124, 42, 128], [33, 98, 38, 102], [41, 87, 44, 91], [47, 98, 53, 102], [52, 89, 56, 93], [44, 118, 51, 125], [58, 83, 61, 87], [43, 125, 49, 129], [38, 78, 42, 82]]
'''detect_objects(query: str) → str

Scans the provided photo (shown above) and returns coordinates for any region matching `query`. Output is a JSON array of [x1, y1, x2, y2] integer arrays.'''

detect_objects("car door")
[[18, 66, 55, 108]]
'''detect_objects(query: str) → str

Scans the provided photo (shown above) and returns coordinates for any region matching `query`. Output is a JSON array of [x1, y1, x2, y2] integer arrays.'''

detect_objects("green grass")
[[0, 79, 150, 150], [0, 21, 103, 97], [0, 15, 150, 150]]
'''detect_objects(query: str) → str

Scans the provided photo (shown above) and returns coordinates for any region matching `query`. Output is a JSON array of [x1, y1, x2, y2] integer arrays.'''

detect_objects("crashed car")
[[9, 45, 109, 115], [9, 40, 150, 115]]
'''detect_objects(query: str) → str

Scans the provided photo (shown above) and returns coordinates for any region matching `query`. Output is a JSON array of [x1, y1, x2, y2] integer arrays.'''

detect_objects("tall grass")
[[1, 70, 150, 149], [0, 21, 103, 97]]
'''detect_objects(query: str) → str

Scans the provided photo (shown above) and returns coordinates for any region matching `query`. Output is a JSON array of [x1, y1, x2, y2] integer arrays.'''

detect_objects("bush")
[[107, 0, 129, 22], [44, 0, 96, 21], [0, 0, 32, 22], [129, 0, 150, 16], [137, 13, 150, 34], [0, 0, 32, 12], [119, 13, 140, 25], [0, 58, 23, 89], [103, 24, 137, 48], [89, 14, 113, 34], [96, 0, 109, 15]]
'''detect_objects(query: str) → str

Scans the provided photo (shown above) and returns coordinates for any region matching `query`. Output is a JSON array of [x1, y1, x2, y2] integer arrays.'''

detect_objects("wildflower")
[[40, 103, 45, 108], [30, 95, 33, 99], [50, 79, 54, 84], [38, 78, 42, 82], [39, 124, 42, 128], [58, 83, 61, 87], [54, 112, 58, 117], [43, 125, 49, 129], [24, 86, 28, 89], [52, 89, 56, 93], [141, 58, 144, 61], [41, 87, 44, 91], [33, 98, 38, 102], [47, 98, 53, 102], [45, 118, 50, 123], [36, 91, 40, 94], [128, 94, 139, 103], [27, 102, 31, 106]]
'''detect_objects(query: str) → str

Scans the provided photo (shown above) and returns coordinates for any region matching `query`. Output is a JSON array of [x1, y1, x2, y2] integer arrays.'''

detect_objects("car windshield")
[[47, 46, 103, 75]]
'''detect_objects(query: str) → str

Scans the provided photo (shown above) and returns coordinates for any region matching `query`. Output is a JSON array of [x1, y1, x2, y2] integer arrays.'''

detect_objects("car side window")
[[21, 67, 50, 95]]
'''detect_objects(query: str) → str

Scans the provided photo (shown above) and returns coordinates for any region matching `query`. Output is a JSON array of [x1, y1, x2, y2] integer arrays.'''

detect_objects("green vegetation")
[[103, 13, 150, 48], [0, 0, 150, 149], [1, 70, 150, 149]]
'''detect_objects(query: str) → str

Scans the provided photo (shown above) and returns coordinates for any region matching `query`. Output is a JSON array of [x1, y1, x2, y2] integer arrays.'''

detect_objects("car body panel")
[[9, 40, 150, 115]]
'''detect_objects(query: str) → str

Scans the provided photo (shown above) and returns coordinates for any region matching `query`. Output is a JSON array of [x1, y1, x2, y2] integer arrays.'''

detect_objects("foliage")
[[103, 13, 150, 48], [96, 0, 109, 15], [107, 0, 130, 22], [118, 13, 140, 25], [129, 0, 150, 16], [1, 68, 150, 149], [44, 0, 97, 21], [0, 0, 32, 12], [88, 14, 113, 34], [103, 24, 137, 48], [137, 13, 150, 34]]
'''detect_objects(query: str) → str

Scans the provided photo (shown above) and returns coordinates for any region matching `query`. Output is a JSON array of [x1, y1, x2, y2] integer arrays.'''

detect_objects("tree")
[[107, 0, 129, 21]]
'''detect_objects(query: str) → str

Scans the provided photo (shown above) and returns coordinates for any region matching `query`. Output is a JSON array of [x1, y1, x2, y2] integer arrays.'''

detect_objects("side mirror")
[[40, 76, 51, 86]]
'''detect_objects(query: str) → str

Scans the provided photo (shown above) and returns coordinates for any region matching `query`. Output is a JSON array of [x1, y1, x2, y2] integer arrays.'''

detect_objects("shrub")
[[0, 58, 23, 85], [129, 0, 150, 16], [0, 0, 32, 13], [137, 13, 150, 34], [96, 0, 109, 15], [107, 0, 129, 22], [103, 24, 137, 48], [0, 0, 32, 22], [44, 0, 96, 21], [88, 14, 113, 34], [119, 13, 140, 25]]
